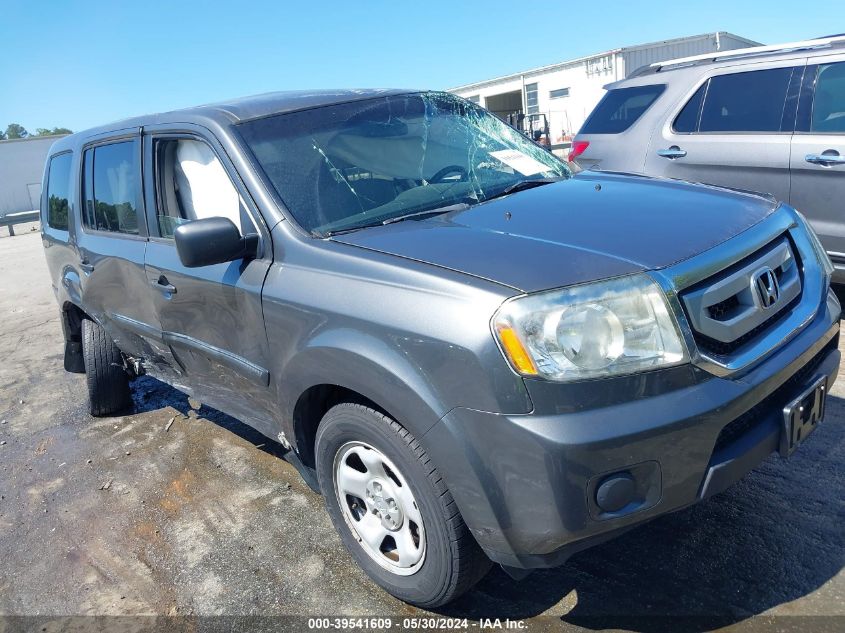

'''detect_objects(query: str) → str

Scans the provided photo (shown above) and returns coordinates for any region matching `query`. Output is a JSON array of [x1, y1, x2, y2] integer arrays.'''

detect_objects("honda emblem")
[[753, 267, 780, 309]]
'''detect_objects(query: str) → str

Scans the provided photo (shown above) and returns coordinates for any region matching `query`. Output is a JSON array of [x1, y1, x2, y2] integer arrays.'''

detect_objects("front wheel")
[[315, 403, 491, 607]]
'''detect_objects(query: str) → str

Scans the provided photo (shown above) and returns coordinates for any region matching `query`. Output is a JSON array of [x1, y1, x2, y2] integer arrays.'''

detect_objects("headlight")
[[795, 210, 834, 280], [493, 274, 689, 381]]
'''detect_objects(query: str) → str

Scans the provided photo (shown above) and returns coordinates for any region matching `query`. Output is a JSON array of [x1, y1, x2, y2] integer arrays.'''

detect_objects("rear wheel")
[[81, 319, 132, 416], [315, 403, 491, 607]]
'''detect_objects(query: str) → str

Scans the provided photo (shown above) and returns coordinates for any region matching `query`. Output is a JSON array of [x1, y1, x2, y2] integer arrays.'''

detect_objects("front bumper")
[[423, 289, 840, 569]]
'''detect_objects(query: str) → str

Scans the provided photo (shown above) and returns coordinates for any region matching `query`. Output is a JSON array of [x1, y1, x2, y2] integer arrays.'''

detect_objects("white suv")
[[572, 35, 845, 282]]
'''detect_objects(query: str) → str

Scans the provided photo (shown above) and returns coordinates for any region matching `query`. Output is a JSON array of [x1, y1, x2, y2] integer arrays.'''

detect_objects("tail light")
[[568, 140, 589, 163]]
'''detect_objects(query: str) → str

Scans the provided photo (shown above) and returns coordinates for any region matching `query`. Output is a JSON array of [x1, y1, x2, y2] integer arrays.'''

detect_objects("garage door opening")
[[484, 90, 523, 121]]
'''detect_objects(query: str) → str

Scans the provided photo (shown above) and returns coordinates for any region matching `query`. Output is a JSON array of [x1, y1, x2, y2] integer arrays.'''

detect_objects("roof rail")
[[631, 35, 845, 77]]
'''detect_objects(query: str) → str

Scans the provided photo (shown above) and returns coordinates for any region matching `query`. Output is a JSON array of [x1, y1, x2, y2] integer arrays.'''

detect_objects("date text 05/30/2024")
[[307, 617, 527, 630]]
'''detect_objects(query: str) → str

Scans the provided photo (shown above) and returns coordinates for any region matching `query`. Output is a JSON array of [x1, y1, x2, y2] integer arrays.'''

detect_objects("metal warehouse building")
[[449, 32, 759, 149], [0, 135, 68, 217]]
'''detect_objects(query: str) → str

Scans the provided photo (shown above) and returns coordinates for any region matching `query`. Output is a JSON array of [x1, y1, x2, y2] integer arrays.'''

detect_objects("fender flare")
[[276, 328, 449, 455]]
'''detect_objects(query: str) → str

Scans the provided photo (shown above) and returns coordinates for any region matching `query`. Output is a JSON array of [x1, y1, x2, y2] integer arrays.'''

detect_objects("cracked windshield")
[[239, 91, 570, 236]]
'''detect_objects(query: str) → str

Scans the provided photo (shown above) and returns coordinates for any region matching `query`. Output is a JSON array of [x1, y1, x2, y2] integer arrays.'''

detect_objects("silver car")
[[572, 35, 845, 282]]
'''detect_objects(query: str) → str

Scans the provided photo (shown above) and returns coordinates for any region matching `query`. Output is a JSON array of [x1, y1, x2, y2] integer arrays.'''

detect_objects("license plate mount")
[[780, 375, 827, 458]]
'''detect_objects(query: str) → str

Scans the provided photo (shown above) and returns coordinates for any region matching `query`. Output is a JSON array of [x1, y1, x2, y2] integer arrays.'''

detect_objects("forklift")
[[507, 112, 552, 150]]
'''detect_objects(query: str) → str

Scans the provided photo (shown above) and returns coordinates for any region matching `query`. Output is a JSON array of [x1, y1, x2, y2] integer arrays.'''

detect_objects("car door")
[[643, 61, 803, 203], [790, 56, 845, 270], [74, 133, 172, 367], [141, 126, 277, 434]]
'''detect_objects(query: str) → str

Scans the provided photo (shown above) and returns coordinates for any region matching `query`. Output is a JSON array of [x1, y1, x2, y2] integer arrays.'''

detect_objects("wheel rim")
[[333, 441, 426, 575]]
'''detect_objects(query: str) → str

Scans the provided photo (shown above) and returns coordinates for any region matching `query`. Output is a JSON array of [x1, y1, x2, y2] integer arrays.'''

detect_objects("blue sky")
[[1, 1, 841, 133]]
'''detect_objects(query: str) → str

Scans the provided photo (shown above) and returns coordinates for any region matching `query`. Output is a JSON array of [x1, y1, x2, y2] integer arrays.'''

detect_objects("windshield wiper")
[[322, 220, 387, 237], [322, 203, 470, 237], [381, 202, 470, 225], [484, 177, 563, 202]]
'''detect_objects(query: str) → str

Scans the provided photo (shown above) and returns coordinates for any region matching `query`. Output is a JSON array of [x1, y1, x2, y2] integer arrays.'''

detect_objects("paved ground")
[[1, 229, 843, 631]]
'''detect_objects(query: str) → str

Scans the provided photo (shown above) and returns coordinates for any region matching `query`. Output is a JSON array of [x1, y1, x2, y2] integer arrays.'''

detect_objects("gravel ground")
[[0, 230, 843, 632]]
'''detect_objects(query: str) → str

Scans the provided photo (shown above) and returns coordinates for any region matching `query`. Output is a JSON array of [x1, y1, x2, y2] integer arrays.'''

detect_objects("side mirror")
[[174, 217, 258, 268]]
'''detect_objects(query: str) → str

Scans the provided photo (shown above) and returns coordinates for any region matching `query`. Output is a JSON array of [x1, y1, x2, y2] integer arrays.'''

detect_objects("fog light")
[[595, 472, 636, 513]]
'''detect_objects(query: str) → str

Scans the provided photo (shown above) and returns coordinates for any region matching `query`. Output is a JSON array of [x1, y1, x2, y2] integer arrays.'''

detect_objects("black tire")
[[315, 403, 492, 607], [81, 319, 132, 416]]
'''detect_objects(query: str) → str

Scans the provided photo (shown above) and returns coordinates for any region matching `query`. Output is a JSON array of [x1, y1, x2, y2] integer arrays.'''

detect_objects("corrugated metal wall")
[[621, 34, 757, 77], [0, 136, 65, 216]]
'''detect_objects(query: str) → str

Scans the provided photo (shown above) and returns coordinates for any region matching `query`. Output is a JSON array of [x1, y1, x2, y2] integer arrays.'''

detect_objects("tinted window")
[[812, 62, 845, 133], [580, 85, 665, 134], [550, 88, 570, 99], [699, 68, 792, 133], [83, 141, 140, 234], [46, 153, 73, 231], [673, 83, 706, 133]]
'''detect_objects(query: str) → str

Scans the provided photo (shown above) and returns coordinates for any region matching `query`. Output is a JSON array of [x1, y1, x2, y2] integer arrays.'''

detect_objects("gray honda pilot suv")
[[41, 90, 840, 607]]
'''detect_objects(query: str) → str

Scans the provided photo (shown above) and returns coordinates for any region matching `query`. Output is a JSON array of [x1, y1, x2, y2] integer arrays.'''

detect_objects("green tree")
[[35, 126, 73, 136], [0, 129, 6, 141], [5, 123, 28, 139]]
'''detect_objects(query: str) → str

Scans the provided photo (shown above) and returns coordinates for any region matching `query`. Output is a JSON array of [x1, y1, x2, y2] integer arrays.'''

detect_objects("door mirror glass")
[[174, 217, 258, 268]]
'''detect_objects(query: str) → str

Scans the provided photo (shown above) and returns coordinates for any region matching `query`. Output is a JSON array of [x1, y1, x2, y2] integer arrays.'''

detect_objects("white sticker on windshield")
[[490, 149, 549, 176]]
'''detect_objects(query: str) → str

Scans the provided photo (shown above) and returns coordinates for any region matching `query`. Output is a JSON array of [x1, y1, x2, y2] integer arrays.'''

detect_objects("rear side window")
[[580, 84, 665, 134], [45, 153, 73, 231], [811, 62, 845, 133], [82, 140, 140, 235], [699, 68, 793, 133]]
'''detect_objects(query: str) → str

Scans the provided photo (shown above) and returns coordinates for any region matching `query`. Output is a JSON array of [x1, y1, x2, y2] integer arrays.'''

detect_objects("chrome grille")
[[681, 237, 802, 355]]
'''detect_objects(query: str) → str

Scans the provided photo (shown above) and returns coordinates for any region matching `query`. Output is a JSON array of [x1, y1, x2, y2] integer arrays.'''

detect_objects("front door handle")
[[79, 259, 94, 273], [151, 276, 177, 295], [805, 151, 845, 166], [657, 146, 687, 160]]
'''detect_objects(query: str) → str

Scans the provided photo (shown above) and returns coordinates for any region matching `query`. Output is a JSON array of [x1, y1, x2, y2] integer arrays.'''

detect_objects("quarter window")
[[811, 62, 845, 133], [673, 83, 706, 133], [699, 68, 793, 133], [579, 84, 665, 134], [45, 153, 72, 231], [82, 141, 140, 234]]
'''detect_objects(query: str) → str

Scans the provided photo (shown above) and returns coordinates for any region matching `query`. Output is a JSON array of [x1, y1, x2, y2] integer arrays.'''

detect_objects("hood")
[[332, 171, 779, 293]]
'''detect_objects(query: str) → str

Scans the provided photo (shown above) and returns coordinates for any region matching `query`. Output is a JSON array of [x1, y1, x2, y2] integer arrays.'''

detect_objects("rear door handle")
[[657, 146, 687, 160], [805, 151, 845, 166], [151, 276, 177, 295]]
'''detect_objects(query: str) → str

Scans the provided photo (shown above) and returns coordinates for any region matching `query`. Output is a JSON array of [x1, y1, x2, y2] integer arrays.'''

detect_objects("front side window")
[[83, 141, 140, 234], [580, 84, 665, 134], [154, 138, 248, 238], [811, 62, 845, 133], [699, 67, 793, 133], [238, 92, 569, 236], [46, 152, 73, 231]]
